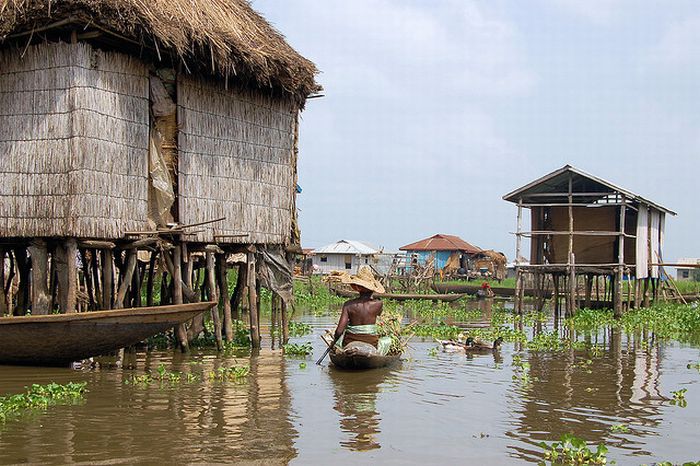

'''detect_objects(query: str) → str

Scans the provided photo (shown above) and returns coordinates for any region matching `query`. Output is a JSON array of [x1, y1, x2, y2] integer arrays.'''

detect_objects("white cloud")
[[647, 17, 700, 67], [542, 0, 624, 24]]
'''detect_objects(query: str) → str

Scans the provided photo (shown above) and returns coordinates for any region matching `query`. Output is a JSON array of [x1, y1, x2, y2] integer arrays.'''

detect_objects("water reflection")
[[328, 367, 394, 452], [508, 329, 667, 461], [0, 350, 298, 464]]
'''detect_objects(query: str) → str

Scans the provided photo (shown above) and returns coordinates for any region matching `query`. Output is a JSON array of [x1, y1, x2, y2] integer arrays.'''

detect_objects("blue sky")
[[254, 0, 698, 261]]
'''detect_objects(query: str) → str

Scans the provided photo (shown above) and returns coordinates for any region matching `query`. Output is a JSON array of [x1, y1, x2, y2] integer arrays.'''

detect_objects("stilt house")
[[0, 0, 319, 349], [400, 234, 481, 272], [503, 165, 675, 315]]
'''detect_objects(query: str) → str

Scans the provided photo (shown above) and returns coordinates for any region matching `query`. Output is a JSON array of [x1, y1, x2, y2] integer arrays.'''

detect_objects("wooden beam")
[[247, 252, 260, 349], [28, 240, 50, 315]]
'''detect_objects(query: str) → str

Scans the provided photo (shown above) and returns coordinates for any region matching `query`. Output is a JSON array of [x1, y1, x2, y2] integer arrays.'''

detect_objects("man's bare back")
[[334, 293, 383, 342]]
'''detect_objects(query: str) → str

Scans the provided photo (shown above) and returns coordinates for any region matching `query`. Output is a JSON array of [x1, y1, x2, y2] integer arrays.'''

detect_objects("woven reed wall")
[[178, 76, 297, 244], [0, 42, 149, 239]]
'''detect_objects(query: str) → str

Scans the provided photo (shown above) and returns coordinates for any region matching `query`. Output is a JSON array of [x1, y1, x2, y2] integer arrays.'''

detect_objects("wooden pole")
[[567, 173, 575, 317], [206, 251, 223, 350], [114, 250, 137, 309], [173, 245, 189, 352], [28, 240, 50, 315], [0, 248, 6, 316], [56, 239, 78, 313], [614, 196, 626, 317], [281, 298, 289, 345], [216, 254, 233, 341], [146, 251, 157, 307], [230, 264, 246, 322], [102, 250, 113, 310], [247, 252, 260, 349]]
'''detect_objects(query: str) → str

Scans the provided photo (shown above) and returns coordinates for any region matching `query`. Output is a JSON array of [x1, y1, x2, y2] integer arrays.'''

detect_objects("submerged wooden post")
[[56, 239, 78, 313], [28, 239, 50, 315], [247, 252, 260, 349], [173, 244, 189, 352], [206, 251, 223, 350], [216, 254, 233, 341], [281, 299, 289, 344]]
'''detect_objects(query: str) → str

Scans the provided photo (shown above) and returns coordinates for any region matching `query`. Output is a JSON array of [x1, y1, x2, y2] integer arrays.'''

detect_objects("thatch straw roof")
[[0, 0, 320, 104]]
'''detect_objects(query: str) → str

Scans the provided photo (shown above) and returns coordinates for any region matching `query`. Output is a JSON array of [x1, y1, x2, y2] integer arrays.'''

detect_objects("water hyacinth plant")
[[283, 342, 314, 357], [0, 382, 88, 423], [537, 433, 608, 465]]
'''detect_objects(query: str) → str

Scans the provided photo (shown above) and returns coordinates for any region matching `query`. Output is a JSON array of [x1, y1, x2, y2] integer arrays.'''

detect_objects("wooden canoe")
[[330, 286, 467, 303], [0, 302, 216, 366], [432, 283, 553, 299], [329, 349, 401, 370]]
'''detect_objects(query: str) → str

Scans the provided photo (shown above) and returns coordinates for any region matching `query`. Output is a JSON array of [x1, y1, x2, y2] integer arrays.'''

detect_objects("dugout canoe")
[[330, 286, 467, 303], [329, 348, 401, 370], [431, 283, 553, 299], [0, 301, 216, 366]]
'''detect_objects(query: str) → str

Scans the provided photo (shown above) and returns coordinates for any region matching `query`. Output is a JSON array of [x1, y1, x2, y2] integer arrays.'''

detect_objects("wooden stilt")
[[281, 298, 289, 345], [247, 252, 260, 349], [28, 240, 50, 315], [91, 250, 102, 309], [114, 250, 137, 309], [13, 247, 30, 315], [206, 251, 223, 350], [186, 251, 206, 340], [217, 254, 233, 341], [173, 244, 189, 352], [0, 248, 7, 316], [102, 250, 113, 310], [584, 274, 592, 309], [146, 251, 157, 307], [56, 239, 78, 313], [230, 264, 246, 322], [514, 269, 523, 315]]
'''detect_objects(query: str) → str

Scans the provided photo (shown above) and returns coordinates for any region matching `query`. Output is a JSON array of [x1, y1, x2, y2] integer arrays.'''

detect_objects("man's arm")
[[334, 305, 349, 342]]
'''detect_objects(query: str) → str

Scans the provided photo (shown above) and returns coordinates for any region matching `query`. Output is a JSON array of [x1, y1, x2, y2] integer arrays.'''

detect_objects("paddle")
[[316, 332, 335, 365]]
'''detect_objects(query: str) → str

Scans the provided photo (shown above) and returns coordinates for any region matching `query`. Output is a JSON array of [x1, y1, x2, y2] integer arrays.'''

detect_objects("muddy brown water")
[[1, 301, 699, 465]]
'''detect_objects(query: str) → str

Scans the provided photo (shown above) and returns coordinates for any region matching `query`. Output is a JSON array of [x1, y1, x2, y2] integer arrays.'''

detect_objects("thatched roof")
[[0, 0, 320, 104]]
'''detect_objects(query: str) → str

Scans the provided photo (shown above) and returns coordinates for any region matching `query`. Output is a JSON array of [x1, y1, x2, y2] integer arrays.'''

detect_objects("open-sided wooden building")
[[0, 0, 319, 349], [503, 165, 676, 316]]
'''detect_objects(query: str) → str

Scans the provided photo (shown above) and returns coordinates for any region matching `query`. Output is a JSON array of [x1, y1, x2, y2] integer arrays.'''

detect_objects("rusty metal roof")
[[399, 234, 481, 254]]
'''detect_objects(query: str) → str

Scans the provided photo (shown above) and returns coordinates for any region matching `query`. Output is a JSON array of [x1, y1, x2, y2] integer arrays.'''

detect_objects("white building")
[[311, 240, 381, 274], [676, 258, 700, 281]]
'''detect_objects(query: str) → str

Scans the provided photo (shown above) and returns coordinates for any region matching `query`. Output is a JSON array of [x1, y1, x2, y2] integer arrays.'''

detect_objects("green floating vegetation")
[[283, 342, 314, 357], [671, 388, 688, 408], [288, 321, 313, 337], [610, 423, 629, 433], [567, 304, 700, 341], [293, 279, 344, 314], [0, 382, 88, 423], [537, 433, 608, 465], [208, 366, 250, 381], [125, 363, 249, 386]]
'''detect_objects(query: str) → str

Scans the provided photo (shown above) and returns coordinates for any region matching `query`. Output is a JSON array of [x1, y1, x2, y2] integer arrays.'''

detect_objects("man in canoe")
[[333, 266, 392, 356]]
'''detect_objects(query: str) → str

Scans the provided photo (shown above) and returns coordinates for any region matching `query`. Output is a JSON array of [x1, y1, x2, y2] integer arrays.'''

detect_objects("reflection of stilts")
[[329, 367, 389, 451]]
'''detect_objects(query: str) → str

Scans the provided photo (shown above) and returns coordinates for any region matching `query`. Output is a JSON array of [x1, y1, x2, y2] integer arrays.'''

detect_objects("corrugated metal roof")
[[502, 165, 676, 215], [399, 234, 481, 254], [313, 240, 380, 255]]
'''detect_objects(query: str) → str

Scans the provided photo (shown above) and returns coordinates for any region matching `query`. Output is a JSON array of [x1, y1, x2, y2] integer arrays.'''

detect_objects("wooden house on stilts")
[[0, 0, 319, 350], [503, 165, 676, 317]]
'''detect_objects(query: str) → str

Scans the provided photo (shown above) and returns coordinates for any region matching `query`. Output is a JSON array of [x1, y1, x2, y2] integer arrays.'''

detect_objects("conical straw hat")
[[341, 265, 385, 294]]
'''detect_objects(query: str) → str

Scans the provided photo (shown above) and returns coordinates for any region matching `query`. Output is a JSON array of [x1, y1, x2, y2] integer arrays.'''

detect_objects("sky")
[[254, 0, 698, 261]]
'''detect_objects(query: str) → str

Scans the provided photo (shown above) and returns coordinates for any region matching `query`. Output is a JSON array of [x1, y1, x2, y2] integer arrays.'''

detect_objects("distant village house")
[[311, 240, 381, 274]]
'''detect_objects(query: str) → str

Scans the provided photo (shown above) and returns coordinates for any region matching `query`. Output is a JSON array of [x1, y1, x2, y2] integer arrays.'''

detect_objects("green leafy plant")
[[0, 382, 88, 423], [283, 342, 313, 357], [537, 433, 608, 465], [610, 424, 629, 433], [208, 366, 250, 382], [288, 321, 313, 337], [671, 388, 688, 407]]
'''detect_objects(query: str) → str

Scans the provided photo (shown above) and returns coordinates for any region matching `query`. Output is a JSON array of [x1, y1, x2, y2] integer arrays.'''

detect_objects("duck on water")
[[437, 336, 504, 353]]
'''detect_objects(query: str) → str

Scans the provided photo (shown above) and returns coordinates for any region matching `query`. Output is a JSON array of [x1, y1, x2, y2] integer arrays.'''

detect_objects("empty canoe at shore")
[[330, 286, 467, 303], [431, 283, 553, 299], [0, 302, 216, 366]]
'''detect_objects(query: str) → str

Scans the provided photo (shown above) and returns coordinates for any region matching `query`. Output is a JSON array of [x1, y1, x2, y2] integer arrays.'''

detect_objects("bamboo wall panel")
[[178, 76, 296, 244], [549, 206, 616, 264], [0, 43, 149, 239]]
